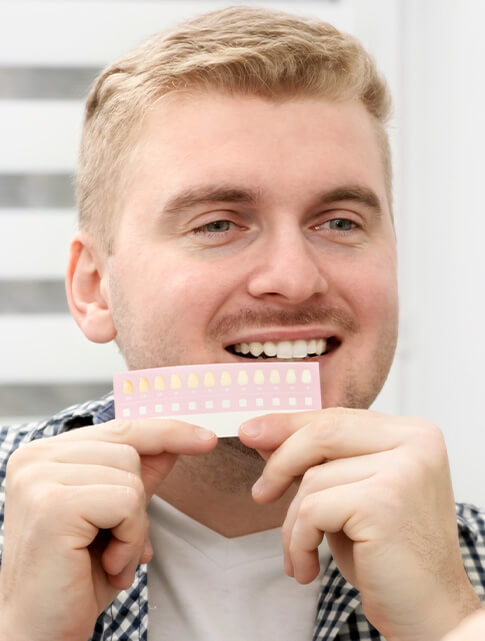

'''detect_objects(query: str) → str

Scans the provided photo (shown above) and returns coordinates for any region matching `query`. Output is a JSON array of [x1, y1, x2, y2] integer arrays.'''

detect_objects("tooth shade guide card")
[[113, 362, 321, 437]]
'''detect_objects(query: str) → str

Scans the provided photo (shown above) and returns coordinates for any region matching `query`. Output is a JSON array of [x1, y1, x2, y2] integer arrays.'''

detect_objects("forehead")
[[126, 91, 388, 211]]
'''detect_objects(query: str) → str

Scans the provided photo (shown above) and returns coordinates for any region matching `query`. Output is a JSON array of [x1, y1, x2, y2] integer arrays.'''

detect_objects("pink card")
[[113, 362, 321, 437]]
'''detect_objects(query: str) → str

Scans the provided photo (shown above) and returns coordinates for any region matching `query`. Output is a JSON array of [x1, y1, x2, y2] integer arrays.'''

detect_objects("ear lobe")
[[66, 233, 116, 343]]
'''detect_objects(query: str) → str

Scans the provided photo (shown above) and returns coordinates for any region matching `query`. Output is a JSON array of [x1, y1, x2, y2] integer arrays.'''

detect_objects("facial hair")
[[109, 273, 398, 492]]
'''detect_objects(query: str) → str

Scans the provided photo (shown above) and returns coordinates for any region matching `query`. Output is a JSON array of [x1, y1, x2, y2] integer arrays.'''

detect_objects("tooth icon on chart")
[[220, 371, 232, 386], [170, 374, 182, 389], [301, 369, 312, 384], [187, 373, 199, 388], [270, 369, 280, 384], [237, 370, 249, 385], [204, 372, 216, 387]]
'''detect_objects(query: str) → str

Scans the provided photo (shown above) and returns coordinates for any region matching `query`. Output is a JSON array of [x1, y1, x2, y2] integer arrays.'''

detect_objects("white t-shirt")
[[147, 496, 331, 641]]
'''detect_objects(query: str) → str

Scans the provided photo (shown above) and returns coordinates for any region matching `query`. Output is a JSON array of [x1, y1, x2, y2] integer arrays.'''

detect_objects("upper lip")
[[223, 327, 341, 348]]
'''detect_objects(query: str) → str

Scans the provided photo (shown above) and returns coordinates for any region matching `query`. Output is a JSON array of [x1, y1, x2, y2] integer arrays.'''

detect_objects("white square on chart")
[[272, 397, 280, 406], [123, 408, 131, 417], [155, 404, 163, 413], [305, 397, 313, 406], [205, 400, 214, 409], [222, 399, 231, 408], [139, 406, 147, 415], [189, 401, 197, 410], [289, 397, 296, 406], [239, 398, 247, 407], [171, 402, 180, 411], [256, 398, 263, 407]]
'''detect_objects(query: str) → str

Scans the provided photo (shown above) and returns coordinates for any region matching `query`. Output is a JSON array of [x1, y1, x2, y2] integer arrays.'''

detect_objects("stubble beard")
[[110, 281, 398, 494]]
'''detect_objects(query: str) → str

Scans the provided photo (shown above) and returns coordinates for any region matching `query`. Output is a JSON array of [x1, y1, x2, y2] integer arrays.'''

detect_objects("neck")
[[156, 440, 297, 537]]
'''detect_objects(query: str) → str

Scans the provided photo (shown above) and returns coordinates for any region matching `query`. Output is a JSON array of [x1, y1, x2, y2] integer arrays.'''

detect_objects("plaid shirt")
[[1, 394, 484, 641]]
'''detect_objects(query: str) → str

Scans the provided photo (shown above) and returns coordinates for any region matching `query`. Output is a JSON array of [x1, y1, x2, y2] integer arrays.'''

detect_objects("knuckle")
[[300, 466, 320, 490], [126, 472, 145, 497], [121, 484, 145, 511], [298, 494, 317, 522], [6, 441, 38, 471], [5, 461, 35, 495], [120, 444, 141, 472], [108, 419, 133, 439], [411, 420, 448, 469], [309, 410, 341, 450], [27, 483, 65, 521]]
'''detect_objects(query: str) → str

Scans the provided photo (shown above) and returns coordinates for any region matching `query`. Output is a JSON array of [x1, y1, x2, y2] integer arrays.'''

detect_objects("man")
[[0, 6, 483, 641]]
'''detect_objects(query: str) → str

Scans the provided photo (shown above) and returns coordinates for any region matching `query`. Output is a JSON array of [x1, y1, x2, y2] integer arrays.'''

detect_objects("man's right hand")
[[0, 418, 217, 641]]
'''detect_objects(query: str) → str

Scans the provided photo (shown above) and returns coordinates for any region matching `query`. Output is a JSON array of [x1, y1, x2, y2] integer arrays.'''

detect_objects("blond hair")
[[77, 6, 392, 252]]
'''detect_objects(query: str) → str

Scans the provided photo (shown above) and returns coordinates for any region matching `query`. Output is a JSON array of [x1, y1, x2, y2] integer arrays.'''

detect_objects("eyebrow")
[[163, 186, 260, 216], [314, 185, 383, 217], [161, 183, 383, 217]]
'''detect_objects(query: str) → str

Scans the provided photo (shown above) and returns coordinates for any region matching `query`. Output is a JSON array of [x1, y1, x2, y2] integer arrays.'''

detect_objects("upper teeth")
[[233, 338, 327, 359]]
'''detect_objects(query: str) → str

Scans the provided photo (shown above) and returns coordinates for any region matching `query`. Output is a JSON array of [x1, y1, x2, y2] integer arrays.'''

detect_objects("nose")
[[246, 227, 329, 304]]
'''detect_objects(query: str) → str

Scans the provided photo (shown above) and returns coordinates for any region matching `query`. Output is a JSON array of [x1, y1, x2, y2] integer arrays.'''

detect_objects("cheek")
[[343, 252, 398, 325], [147, 257, 241, 319]]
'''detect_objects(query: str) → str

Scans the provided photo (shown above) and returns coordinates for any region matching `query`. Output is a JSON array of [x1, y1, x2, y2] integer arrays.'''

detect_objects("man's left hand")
[[239, 408, 481, 641]]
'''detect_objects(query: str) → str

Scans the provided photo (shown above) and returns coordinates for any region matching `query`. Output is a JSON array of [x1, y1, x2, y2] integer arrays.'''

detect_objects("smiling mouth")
[[225, 337, 340, 360]]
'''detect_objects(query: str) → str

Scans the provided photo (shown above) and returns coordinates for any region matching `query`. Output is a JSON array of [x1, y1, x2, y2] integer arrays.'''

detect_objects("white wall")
[[395, 0, 485, 505]]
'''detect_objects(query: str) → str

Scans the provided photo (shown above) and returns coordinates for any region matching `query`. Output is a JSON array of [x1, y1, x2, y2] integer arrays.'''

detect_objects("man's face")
[[106, 92, 398, 410]]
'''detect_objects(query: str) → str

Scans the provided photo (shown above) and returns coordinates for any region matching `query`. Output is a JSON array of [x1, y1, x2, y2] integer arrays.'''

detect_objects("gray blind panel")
[[0, 67, 101, 99], [0, 174, 75, 208], [0, 382, 111, 418], [0, 280, 68, 314]]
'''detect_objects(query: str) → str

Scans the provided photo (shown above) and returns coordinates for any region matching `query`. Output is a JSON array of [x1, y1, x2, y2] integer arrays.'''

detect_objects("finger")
[[24, 441, 142, 473], [286, 485, 359, 584], [54, 419, 217, 501], [107, 555, 141, 591], [102, 513, 149, 577], [52, 418, 218, 457], [139, 535, 154, 564], [251, 413, 400, 502], [140, 452, 178, 499], [60, 484, 146, 549], [240, 408, 408, 457], [17, 462, 146, 491], [51, 441, 142, 475], [281, 455, 380, 568]]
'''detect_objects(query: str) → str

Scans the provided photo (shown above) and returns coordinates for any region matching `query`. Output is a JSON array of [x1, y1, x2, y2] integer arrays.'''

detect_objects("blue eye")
[[327, 219, 355, 231], [195, 220, 233, 234]]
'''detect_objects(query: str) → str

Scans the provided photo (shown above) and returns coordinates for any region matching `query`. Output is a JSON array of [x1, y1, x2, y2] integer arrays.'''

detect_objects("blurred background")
[[0, 0, 484, 505]]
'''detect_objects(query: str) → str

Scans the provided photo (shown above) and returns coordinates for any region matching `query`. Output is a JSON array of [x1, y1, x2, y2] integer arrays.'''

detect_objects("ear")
[[66, 232, 116, 343]]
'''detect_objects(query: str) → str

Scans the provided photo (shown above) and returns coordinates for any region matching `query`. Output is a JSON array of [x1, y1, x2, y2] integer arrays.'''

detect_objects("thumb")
[[140, 452, 178, 501]]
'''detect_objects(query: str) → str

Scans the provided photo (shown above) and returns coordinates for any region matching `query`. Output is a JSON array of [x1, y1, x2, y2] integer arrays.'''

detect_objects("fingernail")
[[240, 421, 263, 437], [196, 428, 216, 441], [252, 477, 265, 497]]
